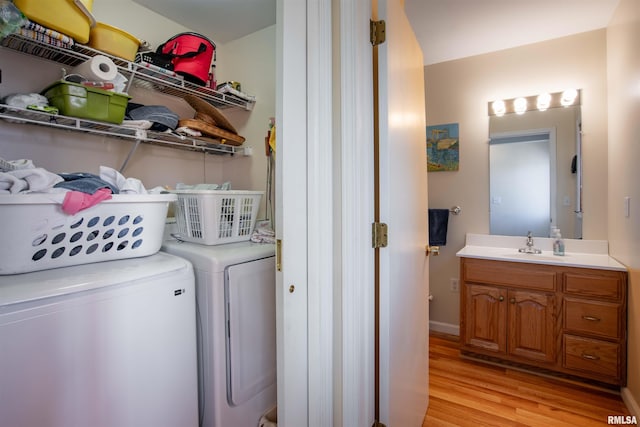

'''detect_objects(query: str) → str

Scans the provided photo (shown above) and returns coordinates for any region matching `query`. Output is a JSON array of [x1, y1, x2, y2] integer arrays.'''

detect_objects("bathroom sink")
[[456, 234, 627, 271], [506, 252, 564, 262]]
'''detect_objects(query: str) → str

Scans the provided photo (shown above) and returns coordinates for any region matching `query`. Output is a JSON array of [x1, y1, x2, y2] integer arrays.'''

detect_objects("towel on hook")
[[428, 209, 449, 246]]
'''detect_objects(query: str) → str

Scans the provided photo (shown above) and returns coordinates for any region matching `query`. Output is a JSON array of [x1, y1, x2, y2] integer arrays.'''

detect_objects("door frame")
[[336, 0, 376, 425], [276, 0, 376, 425]]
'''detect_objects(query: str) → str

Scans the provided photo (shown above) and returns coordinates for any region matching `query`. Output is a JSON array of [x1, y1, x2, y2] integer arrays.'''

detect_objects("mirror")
[[489, 91, 582, 239]]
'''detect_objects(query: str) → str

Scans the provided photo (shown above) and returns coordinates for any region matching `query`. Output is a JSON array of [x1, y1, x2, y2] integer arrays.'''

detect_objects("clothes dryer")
[[0, 252, 199, 427], [161, 239, 276, 427]]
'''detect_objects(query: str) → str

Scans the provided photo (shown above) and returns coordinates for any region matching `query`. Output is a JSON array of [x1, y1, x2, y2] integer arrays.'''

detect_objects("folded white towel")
[[121, 119, 153, 130]]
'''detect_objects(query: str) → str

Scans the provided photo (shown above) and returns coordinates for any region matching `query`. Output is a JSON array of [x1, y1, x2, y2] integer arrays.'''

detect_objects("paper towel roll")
[[73, 55, 118, 81]]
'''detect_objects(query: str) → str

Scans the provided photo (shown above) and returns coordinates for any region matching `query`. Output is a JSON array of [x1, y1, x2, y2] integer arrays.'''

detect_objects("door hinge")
[[372, 222, 388, 248], [370, 19, 386, 46]]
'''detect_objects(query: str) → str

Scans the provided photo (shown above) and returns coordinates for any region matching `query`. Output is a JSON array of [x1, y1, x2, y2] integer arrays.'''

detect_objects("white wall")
[[217, 25, 277, 220], [424, 30, 608, 330], [0, 1, 274, 218], [92, 0, 192, 49], [607, 0, 640, 414]]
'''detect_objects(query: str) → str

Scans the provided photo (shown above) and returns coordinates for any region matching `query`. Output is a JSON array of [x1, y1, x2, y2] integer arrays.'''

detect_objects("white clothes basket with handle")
[[172, 190, 262, 245], [0, 193, 176, 275]]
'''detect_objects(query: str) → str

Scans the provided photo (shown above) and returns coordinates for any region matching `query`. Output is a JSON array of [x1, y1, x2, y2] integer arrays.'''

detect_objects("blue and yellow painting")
[[427, 123, 459, 172]]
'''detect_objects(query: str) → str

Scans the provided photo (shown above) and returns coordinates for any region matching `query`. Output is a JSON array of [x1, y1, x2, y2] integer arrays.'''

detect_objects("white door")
[[274, 1, 309, 426], [376, 0, 430, 425]]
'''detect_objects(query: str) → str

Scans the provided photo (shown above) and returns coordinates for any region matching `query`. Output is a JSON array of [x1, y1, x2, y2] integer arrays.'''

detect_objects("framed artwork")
[[427, 123, 459, 172]]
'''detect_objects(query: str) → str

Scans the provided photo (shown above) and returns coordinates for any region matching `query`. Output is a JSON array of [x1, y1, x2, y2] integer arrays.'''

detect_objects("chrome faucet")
[[519, 231, 542, 254], [526, 231, 534, 248]]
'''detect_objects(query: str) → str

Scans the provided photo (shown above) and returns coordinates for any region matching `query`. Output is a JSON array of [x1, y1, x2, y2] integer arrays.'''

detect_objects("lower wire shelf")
[[0, 104, 245, 157]]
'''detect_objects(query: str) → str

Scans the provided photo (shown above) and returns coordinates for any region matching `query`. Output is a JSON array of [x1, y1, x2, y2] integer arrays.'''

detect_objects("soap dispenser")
[[553, 228, 565, 256]]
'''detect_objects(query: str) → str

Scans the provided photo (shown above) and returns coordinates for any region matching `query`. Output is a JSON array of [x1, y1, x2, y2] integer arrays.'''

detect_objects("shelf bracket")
[[119, 132, 145, 173]]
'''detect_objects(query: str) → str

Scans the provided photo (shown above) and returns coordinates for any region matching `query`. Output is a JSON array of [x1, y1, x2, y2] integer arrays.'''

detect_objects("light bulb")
[[561, 88, 578, 106], [492, 100, 506, 117], [514, 97, 527, 115], [537, 93, 551, 111]]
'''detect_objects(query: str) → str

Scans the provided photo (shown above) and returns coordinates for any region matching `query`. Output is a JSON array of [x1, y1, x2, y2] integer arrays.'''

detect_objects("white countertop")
[[456, 233, 626, 271]]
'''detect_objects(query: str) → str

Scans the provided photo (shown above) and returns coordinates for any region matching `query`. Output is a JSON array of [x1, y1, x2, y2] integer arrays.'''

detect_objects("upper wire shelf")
[[0, 34, 255, 111]]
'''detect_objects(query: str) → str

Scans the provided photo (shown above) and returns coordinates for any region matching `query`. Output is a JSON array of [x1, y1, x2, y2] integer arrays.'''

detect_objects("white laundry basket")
[[172, 190, 262, 245], [0, 193, 176, 275]]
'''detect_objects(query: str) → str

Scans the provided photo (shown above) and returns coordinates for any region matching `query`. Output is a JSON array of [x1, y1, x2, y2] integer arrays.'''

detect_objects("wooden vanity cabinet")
[[464, 284, 556, 363], [460, 257, 627, 386], [461, 258, 557, 366]]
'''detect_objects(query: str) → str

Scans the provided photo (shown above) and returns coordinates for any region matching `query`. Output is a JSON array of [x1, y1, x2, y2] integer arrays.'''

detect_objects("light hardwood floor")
[[423, 333, 631, 426]]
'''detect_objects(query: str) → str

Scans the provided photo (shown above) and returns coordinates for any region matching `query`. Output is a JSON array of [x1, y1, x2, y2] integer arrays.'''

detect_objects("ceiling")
[[405, 0, 620, 65], [133, 0, 619, 65], [132, 0, 276, 45]]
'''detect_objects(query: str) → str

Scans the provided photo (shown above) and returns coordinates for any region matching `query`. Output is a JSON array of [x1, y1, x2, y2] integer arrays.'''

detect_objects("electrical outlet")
[[450, 278, 459, 292]]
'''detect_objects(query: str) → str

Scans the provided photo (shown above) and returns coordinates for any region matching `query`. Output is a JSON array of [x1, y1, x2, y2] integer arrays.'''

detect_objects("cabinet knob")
[[510, 298, 516, 304], [499, 296, 504, 302]]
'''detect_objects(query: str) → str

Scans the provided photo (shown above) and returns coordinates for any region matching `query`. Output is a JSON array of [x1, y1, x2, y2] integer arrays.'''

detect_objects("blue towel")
[[428, 209, 449, 246], [55, 172, 119, 194]]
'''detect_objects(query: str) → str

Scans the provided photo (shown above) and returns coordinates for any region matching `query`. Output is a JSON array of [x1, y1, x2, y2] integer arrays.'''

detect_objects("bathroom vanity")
[[457, 234, 628, 387]]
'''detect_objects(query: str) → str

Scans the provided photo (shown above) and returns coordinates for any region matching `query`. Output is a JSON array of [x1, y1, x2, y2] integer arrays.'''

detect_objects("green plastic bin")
[[43, 81, 130, 124]]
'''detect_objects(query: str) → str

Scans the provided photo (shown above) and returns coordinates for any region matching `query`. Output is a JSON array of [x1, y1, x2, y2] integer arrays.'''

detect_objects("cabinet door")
[[507, 289, 556, 363], [462, 284, 507, 353]]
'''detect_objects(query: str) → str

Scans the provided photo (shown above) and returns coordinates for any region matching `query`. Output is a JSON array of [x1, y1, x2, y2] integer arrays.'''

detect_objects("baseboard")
[[429, 320, 459, 336], [622, 388, 640, 418]]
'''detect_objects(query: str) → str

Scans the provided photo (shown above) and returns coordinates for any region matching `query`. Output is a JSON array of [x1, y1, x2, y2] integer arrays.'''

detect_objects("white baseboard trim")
[[621, 387, 640, 418], [429, 320, 459, 336]]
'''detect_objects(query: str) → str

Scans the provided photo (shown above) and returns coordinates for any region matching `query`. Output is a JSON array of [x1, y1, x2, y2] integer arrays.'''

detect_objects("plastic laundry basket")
[[0, 193, 176, 274], [172, 190, 262, 245]]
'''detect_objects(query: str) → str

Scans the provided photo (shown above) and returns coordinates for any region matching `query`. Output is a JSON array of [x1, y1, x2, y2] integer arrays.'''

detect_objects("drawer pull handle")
[[581, 352, 600, 361], [582, 315, 601, 322]]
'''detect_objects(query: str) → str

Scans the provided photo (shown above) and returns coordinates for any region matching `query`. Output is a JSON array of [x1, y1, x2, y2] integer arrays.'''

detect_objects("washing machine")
[[0, 252, 199, 427], [161, 239, 277, 427]]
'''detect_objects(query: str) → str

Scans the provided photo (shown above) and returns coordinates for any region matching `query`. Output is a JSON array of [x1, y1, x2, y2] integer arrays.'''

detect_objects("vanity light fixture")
[[514, 97, 527, 115], [488, 89, 581, 116], [492, 100, 506, 116]]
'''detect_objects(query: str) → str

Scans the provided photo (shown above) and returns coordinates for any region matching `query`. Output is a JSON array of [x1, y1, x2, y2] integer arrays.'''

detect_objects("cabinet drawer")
[[563, 335, 620, 380], [564, 271, 624, 300], [463, 258, 556, 291], [564, 298, 621, 339]]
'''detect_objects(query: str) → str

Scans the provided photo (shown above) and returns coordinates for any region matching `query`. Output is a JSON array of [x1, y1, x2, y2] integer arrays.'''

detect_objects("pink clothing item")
[[61, 188, 113, 215]]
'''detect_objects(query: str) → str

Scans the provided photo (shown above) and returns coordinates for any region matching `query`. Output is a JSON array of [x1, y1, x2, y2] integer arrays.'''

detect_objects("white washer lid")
[[0, 252, 192, 306], [161, 240, 275, 273]]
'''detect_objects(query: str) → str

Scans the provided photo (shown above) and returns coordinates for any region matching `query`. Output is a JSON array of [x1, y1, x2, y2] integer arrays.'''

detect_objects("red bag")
[[158, 32, 216, 86]]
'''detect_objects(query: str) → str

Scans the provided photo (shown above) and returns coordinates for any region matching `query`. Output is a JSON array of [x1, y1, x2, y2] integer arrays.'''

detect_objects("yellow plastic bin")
[[14, 0, 95, 44], [43, 81, 130, 124], [89, 22, 140, 61]]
